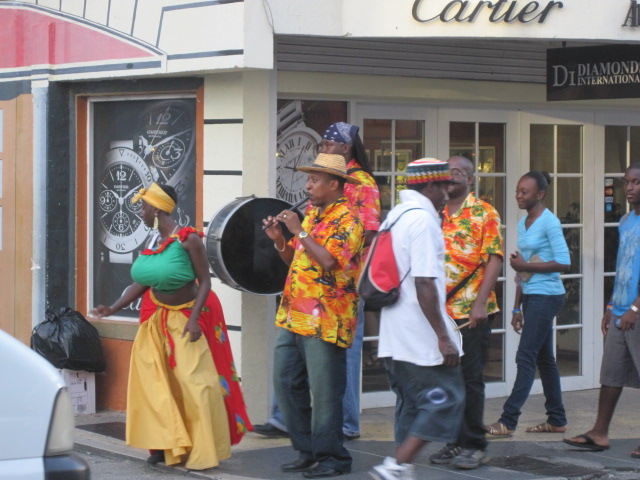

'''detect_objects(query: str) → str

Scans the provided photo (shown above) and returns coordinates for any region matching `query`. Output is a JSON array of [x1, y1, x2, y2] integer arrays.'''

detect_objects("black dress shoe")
[[344, 433, 360, 441], [303, 464, 346, 478], [252, 422, 289, 438], [146, 450, 165, 464], [281, 458, 318, 472]]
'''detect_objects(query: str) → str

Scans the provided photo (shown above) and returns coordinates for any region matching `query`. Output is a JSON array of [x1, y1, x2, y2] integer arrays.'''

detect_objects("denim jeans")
[[456, 315, 493, 451], [273, 328, 352, 472], [499, 294, 567, 430], [342, 300, 365, 437], [269, 302, 365, 436]]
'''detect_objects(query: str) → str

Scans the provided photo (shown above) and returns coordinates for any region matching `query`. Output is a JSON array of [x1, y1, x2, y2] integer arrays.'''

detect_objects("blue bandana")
[[322, 122, 359, 144]]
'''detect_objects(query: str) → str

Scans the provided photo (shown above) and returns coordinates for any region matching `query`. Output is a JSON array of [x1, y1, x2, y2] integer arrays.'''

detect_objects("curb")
[[74, 429, 258, 480]]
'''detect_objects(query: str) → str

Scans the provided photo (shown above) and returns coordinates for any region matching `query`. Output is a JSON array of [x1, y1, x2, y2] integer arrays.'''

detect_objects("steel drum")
[[206, 196, 303, 295]]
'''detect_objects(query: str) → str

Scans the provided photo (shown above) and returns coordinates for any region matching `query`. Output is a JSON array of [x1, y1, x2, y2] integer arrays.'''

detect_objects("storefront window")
[[275, 100, 348, 205], [90, 98, 197, 319]]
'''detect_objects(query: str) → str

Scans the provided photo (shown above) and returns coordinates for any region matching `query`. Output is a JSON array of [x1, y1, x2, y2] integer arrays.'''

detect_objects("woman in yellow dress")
[[91, 183, 251, 470]]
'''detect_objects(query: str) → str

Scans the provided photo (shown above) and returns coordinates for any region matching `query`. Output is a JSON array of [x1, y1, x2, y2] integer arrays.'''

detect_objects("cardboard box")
[[58, 369, 96, 415]]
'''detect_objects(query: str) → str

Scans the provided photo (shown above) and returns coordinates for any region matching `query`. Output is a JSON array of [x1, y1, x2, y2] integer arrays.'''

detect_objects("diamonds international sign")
[[548, 44, 640, 101]]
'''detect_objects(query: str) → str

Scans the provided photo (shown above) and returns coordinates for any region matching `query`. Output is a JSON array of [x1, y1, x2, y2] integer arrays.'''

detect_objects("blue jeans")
[[269, 302, 365, 436], [343, 301, 365, 436], [499, 294, 567, 430], [273, 328, 352, 472]]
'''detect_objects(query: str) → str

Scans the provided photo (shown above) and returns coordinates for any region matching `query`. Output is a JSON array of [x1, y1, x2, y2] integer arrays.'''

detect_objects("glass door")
[[438, 109, 518, 398], [357, 104, 431, 408], [593, 112, 640, 382], [520, 112, 595, 392]]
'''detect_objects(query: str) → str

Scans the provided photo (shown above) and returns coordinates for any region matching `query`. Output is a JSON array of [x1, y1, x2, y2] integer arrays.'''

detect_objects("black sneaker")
[[252, 423, 289, 438], [428, 444, 461, 464], [453, 448, 488, 470]]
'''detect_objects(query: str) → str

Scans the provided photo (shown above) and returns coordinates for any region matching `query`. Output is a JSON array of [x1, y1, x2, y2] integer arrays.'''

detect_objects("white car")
[[0, 329, 90, 479]]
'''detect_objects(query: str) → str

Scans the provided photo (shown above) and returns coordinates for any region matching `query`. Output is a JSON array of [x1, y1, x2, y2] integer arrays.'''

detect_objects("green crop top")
[[131, 238, 196, 293]]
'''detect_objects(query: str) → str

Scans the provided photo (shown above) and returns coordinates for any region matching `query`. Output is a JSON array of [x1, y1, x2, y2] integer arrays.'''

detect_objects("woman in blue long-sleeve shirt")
[[486, 171, 570, 436]]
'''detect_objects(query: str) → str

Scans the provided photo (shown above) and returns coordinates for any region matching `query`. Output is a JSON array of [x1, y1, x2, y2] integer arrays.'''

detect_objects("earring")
[[153, 213, 159, 230]]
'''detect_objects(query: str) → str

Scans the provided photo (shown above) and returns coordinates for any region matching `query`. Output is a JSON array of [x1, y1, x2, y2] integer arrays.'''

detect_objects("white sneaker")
[[369, 457, 416, 480]]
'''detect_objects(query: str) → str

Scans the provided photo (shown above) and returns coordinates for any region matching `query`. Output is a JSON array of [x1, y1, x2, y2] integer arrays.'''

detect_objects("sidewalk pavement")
[[74, 388, 640, 479]]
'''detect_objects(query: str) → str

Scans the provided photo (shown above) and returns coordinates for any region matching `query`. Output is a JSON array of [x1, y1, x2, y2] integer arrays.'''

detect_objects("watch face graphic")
[[276, 130, 320, 204], [135, 100, 195, 188], [98, 148, 153, 253]]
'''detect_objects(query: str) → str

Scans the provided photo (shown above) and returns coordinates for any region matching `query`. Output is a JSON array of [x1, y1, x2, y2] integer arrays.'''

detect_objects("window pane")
[[478, 177, 505, 223], [493, 281, 505, 330], [557, 177, 581, 224], [544, 177, 555, 214], [450, 122, 475, 157], [563, 228, 581, 274], [557, 125, 582, 174], [364, 119, 393, 173], [486, 333, 504, 383], [557, 328, 581, 376], [362, 310, 386, 393], [396, 120, 424, 166], [604, 226, 620, 272], [558, 278, 581, 325], [530, 124, 554, 172], [362, 339, 388, 393], [605, 126, 628, 173], [394, 178, 407, 206], [605, 177, 627, 222], [478, 123, 506, 173], [604, 276, 616, 305], [375, 175, 394, 221]]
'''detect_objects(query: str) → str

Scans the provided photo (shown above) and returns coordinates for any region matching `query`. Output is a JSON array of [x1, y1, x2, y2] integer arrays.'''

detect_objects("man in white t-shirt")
[[370, 158, 465, 480]]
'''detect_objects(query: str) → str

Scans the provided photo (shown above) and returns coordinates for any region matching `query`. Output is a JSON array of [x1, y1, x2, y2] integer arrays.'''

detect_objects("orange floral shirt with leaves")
[[344, 159, 381, 233], [276, 197, 364, 348], [442, 193, 503, 320]]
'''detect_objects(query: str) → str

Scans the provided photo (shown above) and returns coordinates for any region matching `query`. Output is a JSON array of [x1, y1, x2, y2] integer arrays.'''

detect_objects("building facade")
[[2, 0, 640, 418]]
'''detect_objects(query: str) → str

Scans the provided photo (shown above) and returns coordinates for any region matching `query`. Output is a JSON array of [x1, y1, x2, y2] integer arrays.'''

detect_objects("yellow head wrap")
[[131, 183, 176, 213]]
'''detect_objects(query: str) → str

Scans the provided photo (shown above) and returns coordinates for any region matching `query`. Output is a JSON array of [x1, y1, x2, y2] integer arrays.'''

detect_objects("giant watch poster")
[[92, 98, 196, 319], [276, 100, 347, 205]]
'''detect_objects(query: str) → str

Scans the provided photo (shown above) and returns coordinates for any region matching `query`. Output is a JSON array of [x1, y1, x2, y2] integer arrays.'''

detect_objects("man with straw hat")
[[370, 158, 464, 480], [263, 153, 364, 478]]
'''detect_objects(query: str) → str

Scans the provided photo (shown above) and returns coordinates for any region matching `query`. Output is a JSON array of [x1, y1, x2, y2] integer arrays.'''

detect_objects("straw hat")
[[297, 153, 362, 184]]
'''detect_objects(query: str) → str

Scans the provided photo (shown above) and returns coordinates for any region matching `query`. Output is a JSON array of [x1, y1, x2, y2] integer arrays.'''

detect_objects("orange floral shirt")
[[344, 160, 381, 233], [276, 198, 364, 348], [442, 193, 503, 319]]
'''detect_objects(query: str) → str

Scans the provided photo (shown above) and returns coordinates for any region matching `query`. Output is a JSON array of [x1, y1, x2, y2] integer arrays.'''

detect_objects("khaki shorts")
[[600, 315, 640, 389]]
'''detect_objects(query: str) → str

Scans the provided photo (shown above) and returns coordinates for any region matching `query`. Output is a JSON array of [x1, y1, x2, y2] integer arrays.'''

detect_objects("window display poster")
[[276, 100, 347, 205], [92, 98, 196, 318]]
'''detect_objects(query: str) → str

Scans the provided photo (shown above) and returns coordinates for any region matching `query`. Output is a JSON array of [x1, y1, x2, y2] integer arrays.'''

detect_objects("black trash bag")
[[31, 307, 106, 372]]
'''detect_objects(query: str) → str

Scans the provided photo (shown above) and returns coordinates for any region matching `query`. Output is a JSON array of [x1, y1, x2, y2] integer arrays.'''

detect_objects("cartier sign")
[[548, 45, 640, 101], [412, 0, 563, 23]]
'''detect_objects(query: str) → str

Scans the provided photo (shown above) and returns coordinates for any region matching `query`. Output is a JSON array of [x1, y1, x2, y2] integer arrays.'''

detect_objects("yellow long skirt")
[[126, 301, 231, 470]]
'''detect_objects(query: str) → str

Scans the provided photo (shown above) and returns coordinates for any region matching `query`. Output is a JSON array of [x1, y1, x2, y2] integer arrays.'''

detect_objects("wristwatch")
[[98, 144, 154, 263], [135, 99, 196, 201], [298, 231, 309, 240], [276, 101, 322, 205], [630, 304, 640, 314]]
